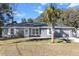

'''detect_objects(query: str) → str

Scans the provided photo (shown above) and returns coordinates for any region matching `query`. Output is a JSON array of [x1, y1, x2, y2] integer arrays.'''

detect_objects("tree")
[[0, 3, 15, 25], [63, 8, 79, 37], [40, 4, 63, 42], [0, 3, 14, 37], [21, 18, 27, 23], [0, 3, 12, 36], [27, 18, 33, 23], [0, 13, 4, 37], [66, 8, 79, 28]]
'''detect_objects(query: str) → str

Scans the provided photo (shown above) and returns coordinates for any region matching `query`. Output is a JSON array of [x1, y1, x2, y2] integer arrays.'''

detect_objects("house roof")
[[2, 22, 75, 29], [4, 22, 48, 27]]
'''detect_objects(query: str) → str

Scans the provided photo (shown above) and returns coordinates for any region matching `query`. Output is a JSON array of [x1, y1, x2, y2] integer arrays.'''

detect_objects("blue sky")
[[13, 3, 79, 23]]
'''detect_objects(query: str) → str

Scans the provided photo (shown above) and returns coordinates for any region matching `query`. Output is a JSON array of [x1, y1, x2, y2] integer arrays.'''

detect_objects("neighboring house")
[[0, 22, 79, 40], [54, 26, 76, 38]]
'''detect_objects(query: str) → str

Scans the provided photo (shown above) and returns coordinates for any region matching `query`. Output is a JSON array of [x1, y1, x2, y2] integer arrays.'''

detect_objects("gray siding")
[[2, 27, 78, 39], [40, 28, 51, 38], [54, 28, 74, 38], [14, 28, 24, 37], [24, 28, 29, 37], [77, 30, 79, 37], [2, 28, 8, 37]]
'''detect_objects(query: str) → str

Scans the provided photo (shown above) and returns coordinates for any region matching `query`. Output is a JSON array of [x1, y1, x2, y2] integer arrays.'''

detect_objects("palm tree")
[[41, 4, 63, 42]]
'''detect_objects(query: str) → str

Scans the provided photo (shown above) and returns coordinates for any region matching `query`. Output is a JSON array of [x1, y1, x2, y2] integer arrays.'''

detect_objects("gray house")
[[1, 23, 51, 39], [1, 22, 78, 40]]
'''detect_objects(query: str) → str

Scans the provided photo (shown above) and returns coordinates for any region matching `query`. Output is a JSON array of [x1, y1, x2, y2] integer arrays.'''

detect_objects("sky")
[[12, 3, 79, 23]]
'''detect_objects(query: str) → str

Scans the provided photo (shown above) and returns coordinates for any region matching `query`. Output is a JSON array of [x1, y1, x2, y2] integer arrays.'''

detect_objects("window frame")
[[30, 28, 40, 36]]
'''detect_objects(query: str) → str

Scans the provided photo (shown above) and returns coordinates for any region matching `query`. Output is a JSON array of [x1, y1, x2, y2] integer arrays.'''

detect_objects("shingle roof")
[[5, 22, 48, 27]]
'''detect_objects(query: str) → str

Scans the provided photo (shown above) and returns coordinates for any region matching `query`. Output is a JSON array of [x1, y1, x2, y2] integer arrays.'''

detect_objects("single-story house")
[[1, 23, 51, 39], [1, 22, 79, 40]]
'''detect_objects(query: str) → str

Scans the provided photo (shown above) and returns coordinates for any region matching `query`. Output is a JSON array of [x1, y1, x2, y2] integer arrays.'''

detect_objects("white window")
[[36, 29, 39, 35], [30, 28, 40, 36], [32, 29, 35, 35]]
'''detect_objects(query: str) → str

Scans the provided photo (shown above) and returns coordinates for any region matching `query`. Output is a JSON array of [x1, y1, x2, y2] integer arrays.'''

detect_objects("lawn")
[[0, 38, 79, 56]]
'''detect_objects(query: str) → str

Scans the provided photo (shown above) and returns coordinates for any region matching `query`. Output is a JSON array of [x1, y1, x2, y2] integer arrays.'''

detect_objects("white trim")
[[8, 28, 11, 35], [30, 28, 40, 36], [1, 26, 51, 29]]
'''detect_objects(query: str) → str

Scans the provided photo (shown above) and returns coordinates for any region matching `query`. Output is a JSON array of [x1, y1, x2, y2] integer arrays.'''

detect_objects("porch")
[[1, 27, 51, 38]]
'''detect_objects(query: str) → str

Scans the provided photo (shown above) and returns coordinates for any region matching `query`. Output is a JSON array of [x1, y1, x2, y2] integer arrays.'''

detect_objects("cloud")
[[67, 3, 79, 8], [35, 9, 43, 14], [13, 11, 26, 18], [40, 3, 48, 5], [59, 3, 64, 5], [38, 6, 41, 9], [59, 3, 69, 6], [34, 5, 43, 14]]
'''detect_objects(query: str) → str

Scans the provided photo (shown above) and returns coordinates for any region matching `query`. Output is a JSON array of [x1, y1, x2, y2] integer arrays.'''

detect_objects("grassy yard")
[[0, 38, 79, 56]]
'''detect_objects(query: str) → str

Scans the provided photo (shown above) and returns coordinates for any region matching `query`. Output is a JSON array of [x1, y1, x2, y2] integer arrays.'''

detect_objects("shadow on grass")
[[13, 38, 50, 43], [27, 38, 50, 41], [0, 38, 50, 44], [0, 37, 24, 41]]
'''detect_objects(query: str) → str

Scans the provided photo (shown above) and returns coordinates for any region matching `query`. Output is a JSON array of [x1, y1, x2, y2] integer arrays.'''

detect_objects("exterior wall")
[[13, 28, 20, 37], [14, 28, 24, 37], [54, 28, 74, 38], [2, 28, 25, 38], [40, 28, 51, 38], [2, 27, 77, 39], [29, 28, 41, 37], [77, 29, 79, 38], [2, 28, 8, 38], [24, 28, 29, 37], [2, 28, 11, 38]]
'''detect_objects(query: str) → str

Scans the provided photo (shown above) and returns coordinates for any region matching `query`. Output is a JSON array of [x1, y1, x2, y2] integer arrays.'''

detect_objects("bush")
[[54, 39, 71, 43], [62, 39, 71, 43]]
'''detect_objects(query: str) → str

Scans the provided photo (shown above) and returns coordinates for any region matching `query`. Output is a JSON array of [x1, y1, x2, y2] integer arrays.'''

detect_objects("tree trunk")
[[0, 28, 2, 37], [51, 23, 54, 43], [75, 28, 77, 37]]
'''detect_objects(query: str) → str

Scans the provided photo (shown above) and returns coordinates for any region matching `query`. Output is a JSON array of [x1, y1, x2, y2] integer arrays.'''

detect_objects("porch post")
[[24, 28, 25, 37], [8, 28, 11, 38], [14, 28, 16, 36], [28, 28, 29, 37], [2, 28, 4, 37]]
